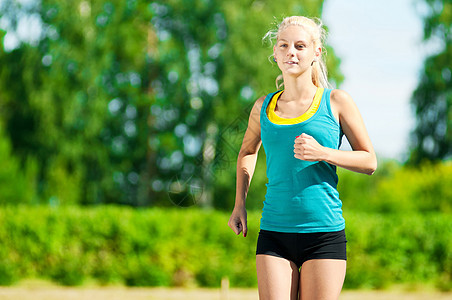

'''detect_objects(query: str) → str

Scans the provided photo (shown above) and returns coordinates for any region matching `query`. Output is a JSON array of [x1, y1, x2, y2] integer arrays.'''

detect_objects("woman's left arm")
[[294, 89, 377, 175]]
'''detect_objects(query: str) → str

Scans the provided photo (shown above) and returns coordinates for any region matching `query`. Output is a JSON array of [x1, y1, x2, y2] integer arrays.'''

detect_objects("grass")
[[0, 280, 451, 300]]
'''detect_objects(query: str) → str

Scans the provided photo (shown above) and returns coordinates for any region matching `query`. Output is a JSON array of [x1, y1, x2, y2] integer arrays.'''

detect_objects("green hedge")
[[338, 161, 452, 213], [0, 206, 451, 290], [344, 211, 452, 290]]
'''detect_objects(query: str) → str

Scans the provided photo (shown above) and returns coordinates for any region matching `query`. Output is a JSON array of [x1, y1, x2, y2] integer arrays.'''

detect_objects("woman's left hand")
[[294, 133, 326, 162]]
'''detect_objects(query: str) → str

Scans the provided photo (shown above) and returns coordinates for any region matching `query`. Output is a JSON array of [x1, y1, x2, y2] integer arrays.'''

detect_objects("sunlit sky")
[[323, 0, 436, 161]]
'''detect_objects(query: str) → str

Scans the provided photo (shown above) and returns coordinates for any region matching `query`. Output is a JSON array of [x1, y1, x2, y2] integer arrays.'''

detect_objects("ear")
[[315, 47, 322, 59]]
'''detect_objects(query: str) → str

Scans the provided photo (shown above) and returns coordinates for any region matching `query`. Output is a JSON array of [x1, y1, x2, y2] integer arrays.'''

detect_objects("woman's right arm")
[[228, 96, 265, 237]]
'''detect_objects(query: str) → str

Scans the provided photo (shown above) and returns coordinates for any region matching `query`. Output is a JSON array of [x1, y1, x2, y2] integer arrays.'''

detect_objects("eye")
[[296, 44, 306, 49], [279, 43, 288, 48]]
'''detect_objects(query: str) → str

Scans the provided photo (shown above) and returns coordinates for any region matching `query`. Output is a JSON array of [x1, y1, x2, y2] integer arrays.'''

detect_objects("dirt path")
[[0, 287, 451, 300]]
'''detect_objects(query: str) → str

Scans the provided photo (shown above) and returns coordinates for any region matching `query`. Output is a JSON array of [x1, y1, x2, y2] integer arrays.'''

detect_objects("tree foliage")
[[409, 0, 452, 163], [0, 0, 343, 207]]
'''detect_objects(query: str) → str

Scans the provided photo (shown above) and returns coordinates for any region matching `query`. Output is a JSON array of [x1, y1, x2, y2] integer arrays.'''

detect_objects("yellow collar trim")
[[267, 88, 324, 125]]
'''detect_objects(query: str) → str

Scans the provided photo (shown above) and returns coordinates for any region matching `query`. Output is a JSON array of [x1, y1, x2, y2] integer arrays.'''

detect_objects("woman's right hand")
[[228, 205, 248, 237]]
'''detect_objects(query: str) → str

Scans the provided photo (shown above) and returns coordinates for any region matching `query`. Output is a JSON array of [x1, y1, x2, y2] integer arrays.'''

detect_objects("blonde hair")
[[263, 16, 330, 89]]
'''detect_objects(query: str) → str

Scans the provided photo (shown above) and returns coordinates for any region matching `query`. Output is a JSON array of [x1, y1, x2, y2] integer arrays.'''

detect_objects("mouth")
[[285, 61, 298, 65]]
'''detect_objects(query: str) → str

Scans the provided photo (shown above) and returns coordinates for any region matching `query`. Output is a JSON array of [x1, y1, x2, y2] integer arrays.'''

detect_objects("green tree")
[[0, 0, 343, 208], [0, 0, 156, 205], [0, 122, 36, 205], [409, 0, 452, 163]]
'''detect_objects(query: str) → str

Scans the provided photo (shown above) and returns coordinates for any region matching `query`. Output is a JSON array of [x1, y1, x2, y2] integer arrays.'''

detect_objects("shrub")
[[344, 211, 452, 290], [338, 160, 452, 213], [0, 206, 450, 290]]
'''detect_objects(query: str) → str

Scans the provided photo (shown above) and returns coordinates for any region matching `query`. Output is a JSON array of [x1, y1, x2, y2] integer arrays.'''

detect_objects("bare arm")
[[228, 96, 264, 237], [294, 89, 377, 175]]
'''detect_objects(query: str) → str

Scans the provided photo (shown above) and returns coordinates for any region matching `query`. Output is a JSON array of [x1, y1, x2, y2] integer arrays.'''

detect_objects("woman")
[[228, 16, 377, 300]]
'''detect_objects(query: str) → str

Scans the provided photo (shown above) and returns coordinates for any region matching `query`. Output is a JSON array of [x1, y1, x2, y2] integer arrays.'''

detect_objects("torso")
[[259, 88, 345, 233]]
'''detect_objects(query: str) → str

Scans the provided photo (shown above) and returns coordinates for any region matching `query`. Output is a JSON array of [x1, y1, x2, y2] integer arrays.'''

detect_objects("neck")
[[281, 71, 317, 101]]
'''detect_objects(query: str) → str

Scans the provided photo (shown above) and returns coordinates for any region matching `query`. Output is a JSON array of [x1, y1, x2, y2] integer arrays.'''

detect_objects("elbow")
[[238, 149, 258, 159], [365, 156, 378, 176], [366, 168, 376, 176], [237, 150, 249, 161]]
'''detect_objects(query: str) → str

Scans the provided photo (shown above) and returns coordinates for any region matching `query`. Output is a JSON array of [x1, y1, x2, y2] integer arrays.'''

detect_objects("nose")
[[287, 44, 296, 57]]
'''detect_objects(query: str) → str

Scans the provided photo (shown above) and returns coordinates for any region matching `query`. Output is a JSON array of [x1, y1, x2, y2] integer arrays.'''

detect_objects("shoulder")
[[253, 95, 266, 111], [248, 95, 266, 123], [330, 89, 358, 113], [248, 95, 267, 118], [330, 89, 353, 105]]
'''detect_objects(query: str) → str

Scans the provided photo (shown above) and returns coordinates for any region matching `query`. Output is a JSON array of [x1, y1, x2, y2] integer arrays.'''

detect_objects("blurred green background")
[[0, 0, 451, 292]]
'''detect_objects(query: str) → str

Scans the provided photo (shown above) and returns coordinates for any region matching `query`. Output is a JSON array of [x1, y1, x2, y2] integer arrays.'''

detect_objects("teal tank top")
[[260, 88, 345, 233]]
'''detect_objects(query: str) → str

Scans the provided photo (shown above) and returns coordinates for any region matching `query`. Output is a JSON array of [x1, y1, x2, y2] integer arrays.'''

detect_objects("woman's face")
[[273, 25, 320, 76]]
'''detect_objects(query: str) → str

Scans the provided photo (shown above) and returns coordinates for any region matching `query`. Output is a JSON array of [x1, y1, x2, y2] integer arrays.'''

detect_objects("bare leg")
[[256, 254, 299, 300], [299, 259, 346, 300]]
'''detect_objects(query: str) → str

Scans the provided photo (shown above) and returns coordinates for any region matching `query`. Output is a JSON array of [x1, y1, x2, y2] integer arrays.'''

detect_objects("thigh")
[[256, 254, 299, 300], [299, 259, 346, 300]]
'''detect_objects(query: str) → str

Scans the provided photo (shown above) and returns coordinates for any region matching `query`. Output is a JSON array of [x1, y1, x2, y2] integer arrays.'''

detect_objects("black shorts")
[[256, 229, 347, 269]]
